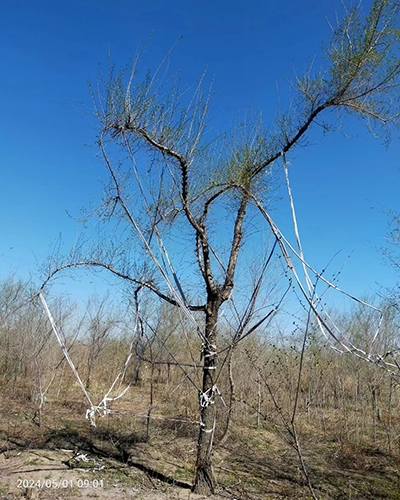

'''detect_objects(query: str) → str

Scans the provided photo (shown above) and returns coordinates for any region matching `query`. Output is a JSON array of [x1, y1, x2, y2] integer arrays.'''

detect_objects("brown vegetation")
[[1, 277, 400, 499]]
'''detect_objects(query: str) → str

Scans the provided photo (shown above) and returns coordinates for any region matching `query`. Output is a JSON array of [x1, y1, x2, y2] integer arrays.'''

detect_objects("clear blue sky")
[[1, 0, 399, 307]]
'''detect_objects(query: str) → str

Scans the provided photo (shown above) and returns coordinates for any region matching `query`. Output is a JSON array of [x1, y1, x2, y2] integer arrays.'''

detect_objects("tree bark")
[[192, 299, 220, 494], [193, 194, 249, 494]]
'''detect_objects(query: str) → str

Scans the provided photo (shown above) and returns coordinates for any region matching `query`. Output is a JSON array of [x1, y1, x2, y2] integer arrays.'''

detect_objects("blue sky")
[[1, 0, 399, 309]]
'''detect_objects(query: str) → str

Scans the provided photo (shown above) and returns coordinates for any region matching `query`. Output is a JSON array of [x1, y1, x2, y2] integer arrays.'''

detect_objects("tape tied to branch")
[[201, 425, 215, 434], [40, 292, 99, 427], [201, 342, 217, 360], [199, 384, 220, 408]]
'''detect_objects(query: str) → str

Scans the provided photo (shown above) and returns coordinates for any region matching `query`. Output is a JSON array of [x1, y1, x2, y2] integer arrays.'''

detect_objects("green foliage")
[[85, 0, 400, 247], [324, 0, 400, 133]]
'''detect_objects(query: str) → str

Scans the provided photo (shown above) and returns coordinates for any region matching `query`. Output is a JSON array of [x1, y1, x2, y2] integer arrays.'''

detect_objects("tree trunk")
[[192, 300, 220, 494]]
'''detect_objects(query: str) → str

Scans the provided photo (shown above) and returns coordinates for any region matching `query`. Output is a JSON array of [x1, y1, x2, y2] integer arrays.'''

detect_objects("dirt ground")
[[0, 448, 222, 500], [2, 392, 400, 499]]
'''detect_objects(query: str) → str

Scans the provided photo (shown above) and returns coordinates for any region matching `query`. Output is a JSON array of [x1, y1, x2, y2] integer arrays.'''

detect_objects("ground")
[[0, 448, 209, 500], [1, 391, 400, 499]]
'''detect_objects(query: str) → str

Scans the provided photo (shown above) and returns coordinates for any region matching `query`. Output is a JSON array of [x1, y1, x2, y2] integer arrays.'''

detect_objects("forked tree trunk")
[[192, 300, 220, 494]]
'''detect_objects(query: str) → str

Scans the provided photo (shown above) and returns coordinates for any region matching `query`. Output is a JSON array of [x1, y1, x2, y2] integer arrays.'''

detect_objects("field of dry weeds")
[[1, 384, 400, 500]]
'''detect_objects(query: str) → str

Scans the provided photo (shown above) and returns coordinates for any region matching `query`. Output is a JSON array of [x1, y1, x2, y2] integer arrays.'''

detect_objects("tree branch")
[[40, 261, 205, 312]]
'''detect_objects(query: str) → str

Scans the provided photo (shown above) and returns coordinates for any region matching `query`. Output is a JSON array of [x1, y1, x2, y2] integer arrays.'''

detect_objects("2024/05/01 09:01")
[[17, 479, 104, 489]]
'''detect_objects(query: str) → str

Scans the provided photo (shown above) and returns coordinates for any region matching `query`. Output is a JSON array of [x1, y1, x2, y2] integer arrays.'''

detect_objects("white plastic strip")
[[39, 292, 98, 426]]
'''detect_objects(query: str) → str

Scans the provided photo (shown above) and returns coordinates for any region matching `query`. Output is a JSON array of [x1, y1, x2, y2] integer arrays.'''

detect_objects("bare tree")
[[0, 276, 29, 383], [84, 294, 116, 390], [40, 0, 400, 493]]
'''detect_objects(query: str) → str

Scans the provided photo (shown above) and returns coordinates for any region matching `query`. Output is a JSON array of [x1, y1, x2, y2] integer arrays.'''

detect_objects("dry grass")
[[1, 383, 400, 500]]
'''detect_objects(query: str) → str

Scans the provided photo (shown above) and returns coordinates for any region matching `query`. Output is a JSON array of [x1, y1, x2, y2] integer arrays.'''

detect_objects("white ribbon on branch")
[[39, 292, 99, 426]]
